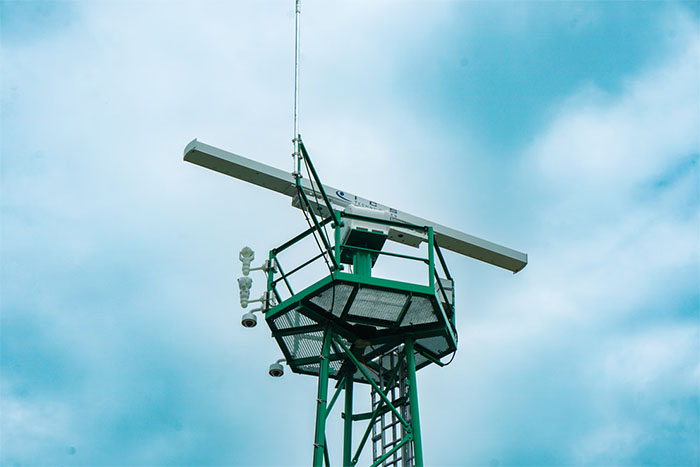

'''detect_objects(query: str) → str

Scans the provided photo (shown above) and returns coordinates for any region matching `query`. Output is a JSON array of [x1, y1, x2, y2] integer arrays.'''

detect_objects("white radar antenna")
[[184, 140, 527, 272]]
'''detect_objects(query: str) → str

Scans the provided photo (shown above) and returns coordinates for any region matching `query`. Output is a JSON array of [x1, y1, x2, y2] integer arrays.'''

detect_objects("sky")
[[1, 1, 698, 466]]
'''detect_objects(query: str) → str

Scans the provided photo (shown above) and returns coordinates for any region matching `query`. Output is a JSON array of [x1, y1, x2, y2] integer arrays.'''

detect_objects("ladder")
[[371, 349, 414, 467]]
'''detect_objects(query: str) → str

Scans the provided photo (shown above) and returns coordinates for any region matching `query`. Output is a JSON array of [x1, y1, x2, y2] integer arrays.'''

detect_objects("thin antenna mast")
[[292, 0, 301, 178]]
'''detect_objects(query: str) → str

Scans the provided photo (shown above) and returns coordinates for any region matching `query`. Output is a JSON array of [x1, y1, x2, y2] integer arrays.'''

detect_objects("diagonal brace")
[[296, 185, 339, 270], [351, 396, 383, 465], [332, 336, 410, 430], [299, 140, 341, 226], [325, 375, 345, 419], [369, 434, 413, 467]]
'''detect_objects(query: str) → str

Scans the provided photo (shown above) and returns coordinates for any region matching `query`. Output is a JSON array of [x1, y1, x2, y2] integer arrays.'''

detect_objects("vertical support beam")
[[267, 250, 275, 302], [428, 226, 435, 288], [313, 327, 332, 467], [343, 375, 353, 467], [334, 214, 343, 270], [406, 337, 424, 466], [353, 251, 372, 278]]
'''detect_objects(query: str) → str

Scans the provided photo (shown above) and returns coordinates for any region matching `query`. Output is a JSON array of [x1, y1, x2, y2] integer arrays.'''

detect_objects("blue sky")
[[1, 1, 698, 466]]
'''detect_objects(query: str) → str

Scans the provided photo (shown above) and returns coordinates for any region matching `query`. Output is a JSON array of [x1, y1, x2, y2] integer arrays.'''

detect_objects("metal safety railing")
[[264, 209, 456, 332]]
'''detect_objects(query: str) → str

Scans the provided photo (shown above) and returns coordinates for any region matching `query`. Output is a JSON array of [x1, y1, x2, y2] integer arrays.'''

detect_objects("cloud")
[[422, 9, 699, 466], [532, 32, 699, 194], [1, 2, 698, 466]]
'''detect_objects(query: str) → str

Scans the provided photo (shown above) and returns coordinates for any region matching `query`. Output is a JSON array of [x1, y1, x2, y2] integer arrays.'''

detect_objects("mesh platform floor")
[[266, 275, 457, 383]]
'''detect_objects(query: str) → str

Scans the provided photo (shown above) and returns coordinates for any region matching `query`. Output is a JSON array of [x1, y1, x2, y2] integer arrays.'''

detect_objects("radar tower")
[[182, 3, 527, 465]]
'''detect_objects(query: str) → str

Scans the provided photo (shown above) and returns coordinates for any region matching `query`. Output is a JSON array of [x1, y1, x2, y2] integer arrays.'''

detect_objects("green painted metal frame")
[[334, 337, 410, 430], [265, 265, 458, 378], [343, 374, 353, 467], [313, 327, 333, 466], [299, 139, 341, 228], [271, 140, 450, 466], [304, 334, 426, 467], [405, 337, 423, 466], [267, 209, 454, 315]]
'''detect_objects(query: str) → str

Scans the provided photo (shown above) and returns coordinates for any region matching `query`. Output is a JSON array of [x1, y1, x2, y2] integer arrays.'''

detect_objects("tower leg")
[[406, 337, 424, 466], [313, 327, 332, 467], [343, 375, 353, 467]]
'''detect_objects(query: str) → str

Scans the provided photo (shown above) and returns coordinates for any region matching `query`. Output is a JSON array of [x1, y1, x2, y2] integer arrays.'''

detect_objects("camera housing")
[[241, 312, 257, 328], [268, 362, 284, 377], [239, 247, 255, 276], [238, 276, 253, 308]]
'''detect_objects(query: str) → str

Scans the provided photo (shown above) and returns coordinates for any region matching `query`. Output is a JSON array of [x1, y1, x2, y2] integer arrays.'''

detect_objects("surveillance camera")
[[238, 276, 253, 308], [238, 276, 253, 290], [268, 362, 284, 377], [239, 247, 255, 263], [241, 312, 257, 328], [239, 247, 255, 276]]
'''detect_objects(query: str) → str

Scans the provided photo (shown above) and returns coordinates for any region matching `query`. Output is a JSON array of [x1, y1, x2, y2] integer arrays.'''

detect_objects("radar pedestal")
[[264, 210, 457, 467]]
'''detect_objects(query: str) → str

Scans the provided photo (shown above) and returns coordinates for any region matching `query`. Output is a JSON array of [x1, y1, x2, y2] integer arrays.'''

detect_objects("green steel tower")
[[183, 4, 526, 464], [183, 137, 527, 466]]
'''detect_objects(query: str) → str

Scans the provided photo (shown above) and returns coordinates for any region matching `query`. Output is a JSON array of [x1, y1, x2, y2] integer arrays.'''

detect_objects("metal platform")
[[263, 210, 457, 385], [267, 272, 456, 384]]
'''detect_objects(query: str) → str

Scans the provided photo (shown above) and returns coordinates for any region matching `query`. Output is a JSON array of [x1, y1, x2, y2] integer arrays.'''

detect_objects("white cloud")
[[496, 16, 700, 325], [0, 393, 76, 464], [532, 28, 699, 194], [423, 10, 699, 466], [574, 422, 643, 465], [1, 2, 698, 466], [600, 325, 698, 394]]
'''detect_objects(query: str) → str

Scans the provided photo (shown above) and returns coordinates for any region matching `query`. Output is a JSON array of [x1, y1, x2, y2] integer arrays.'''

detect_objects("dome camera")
[[241, 312, 257, 328], [269, 361, 284, 377]]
